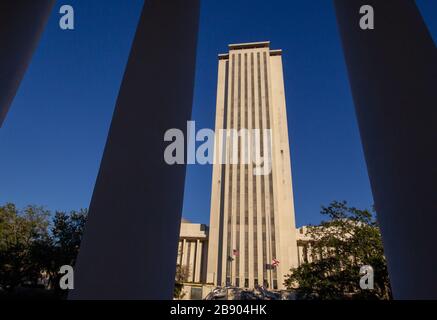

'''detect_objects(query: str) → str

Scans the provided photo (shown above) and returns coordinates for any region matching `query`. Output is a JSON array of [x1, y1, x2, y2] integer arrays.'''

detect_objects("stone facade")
[[206, 41, 299, 290], [177, 41, 302, 294]]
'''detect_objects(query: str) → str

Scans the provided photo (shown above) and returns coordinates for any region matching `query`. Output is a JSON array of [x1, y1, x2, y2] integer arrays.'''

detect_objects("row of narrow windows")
[[222, 50, 277, 289]]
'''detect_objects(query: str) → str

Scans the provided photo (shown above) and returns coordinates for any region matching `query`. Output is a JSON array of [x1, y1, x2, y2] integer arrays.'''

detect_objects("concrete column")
[[239, 51, 246, 286], [269, 51, 299, 289], [206, 56, 228, 285], [188, 241, 196, 282], [254, 51, 264, 285], [247, 50, 255, 288], [177, 241, 183, 265], [333, 0, 437, 299], [0, 1, 55, 127], [182, 239, 188, 267], [220, 89, 231, 286], [259, 48, 271, 288], [230, 52, 238, 286], [194, 240, 202, 283], [70, 0, 200, 299], [296, 245, 299, 266]]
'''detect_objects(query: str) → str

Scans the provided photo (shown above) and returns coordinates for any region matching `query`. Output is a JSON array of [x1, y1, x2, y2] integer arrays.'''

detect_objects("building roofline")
[[228, 41, 270, 50], [218, 48, 282, 60], [218, 53, 229, 60], [270, 49, 282, 56]]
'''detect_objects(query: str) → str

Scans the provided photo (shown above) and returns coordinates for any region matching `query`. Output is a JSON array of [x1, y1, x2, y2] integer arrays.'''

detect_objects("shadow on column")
[[70, 0, 200, 299], [0, 1, 55, 127], [334, 0, 437, 299]]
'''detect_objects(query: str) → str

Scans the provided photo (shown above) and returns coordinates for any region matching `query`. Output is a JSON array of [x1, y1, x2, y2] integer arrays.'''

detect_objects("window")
[[190, 287, 202, 300]]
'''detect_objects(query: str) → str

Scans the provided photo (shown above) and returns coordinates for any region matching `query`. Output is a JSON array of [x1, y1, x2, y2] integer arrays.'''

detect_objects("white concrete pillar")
[[194, 240, 202, 282]]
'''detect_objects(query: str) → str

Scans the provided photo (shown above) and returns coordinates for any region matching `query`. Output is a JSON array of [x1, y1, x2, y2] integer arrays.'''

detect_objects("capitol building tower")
[[206, 41, 299, 290]]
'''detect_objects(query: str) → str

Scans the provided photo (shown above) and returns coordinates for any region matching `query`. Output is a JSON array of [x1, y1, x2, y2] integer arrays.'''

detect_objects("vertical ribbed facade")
[[207, 42, 298, 290]]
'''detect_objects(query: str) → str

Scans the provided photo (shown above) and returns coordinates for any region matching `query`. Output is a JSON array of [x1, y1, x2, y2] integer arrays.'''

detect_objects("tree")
[[40, 209, 87, 295], [284, 201, 392, 300], [174, 264, 190, 299], [0, 203, 87, 297], [0, 203, 50, 292]]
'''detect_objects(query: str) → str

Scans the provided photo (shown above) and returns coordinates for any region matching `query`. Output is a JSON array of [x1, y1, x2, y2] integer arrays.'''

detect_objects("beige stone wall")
[[177, 223, 336, 294], [206, 41, 299, 290], [177, 222, 208, 284], [177, 223, 314, 291]]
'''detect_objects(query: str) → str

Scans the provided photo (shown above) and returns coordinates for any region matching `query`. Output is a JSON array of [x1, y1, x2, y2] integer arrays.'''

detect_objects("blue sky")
[[0, 1, 435, 227]]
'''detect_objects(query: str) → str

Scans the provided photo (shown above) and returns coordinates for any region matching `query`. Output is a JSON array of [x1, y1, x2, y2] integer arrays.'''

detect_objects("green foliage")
[[45, 210, 87, 295], [0, 204, 50, 292], [174, 282, 185, 299], [0, 203, 87, 296], [284, 201, 392, 300], [174, 264, 190, 299]]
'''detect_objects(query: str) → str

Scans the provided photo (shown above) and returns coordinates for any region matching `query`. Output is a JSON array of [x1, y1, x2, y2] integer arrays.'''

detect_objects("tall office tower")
[[206, 41, 299, 290]]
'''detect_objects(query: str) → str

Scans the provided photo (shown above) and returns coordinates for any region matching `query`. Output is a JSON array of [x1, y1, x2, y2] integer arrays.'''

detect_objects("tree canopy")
[[0, 203, 87, 297], [284, 201, 392, 300]]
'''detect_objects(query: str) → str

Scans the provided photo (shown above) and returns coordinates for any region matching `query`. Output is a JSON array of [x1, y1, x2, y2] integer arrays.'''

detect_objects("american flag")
[[272, 258, 279, 267]]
